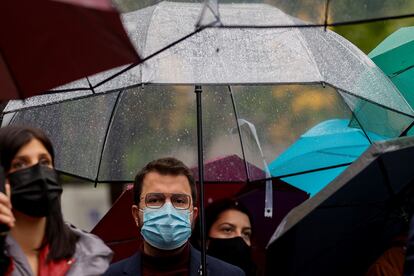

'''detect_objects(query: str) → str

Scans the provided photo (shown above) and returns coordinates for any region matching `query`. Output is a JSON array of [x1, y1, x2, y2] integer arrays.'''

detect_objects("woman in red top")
[[0, 126, 112, 275]]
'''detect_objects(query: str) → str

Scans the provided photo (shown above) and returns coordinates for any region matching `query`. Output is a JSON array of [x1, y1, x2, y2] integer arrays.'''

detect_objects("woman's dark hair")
[[0, 126, 79, 261], [191, 198, 253, 248]]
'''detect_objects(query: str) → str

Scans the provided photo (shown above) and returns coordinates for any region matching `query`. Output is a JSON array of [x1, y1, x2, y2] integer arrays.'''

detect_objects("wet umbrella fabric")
[[269, 119, 387, 196], [4, 3, 414, 274], [3, 2, 414, 185], [3, 6, 414, 255], [196, 0, 414, 27], [266, 136, 414, 276], [0, 0, 140, 100], [369, 27, 414, 109]]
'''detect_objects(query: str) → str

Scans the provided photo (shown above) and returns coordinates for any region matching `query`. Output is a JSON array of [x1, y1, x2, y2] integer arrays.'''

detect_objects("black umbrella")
[[266, 136, 414, 276]]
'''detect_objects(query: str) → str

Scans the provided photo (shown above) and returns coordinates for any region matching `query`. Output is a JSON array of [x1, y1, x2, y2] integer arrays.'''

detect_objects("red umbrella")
[[0, 0, 140, 100]]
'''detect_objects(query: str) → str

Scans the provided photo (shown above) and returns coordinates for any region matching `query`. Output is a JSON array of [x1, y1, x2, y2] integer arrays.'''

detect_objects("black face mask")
[[207, 237, 256, 276], [8, 164, 62, 217]]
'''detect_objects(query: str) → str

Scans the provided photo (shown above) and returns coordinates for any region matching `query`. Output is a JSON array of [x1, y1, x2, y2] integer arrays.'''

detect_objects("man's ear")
[[192, 206, 199, 221], [132, 205, 140, 227]]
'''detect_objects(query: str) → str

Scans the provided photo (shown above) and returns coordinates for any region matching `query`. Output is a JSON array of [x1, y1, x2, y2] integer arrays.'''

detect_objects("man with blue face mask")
[[104, 157, 245, 276]]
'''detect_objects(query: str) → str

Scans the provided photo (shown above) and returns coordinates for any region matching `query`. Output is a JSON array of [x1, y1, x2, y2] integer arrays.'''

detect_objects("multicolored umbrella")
[[3, 3, 414, 273]]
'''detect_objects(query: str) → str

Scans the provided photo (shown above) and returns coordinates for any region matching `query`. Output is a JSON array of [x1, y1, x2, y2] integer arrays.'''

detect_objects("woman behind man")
[[192, 198, 257, 276], [0, 126, 112, 275]]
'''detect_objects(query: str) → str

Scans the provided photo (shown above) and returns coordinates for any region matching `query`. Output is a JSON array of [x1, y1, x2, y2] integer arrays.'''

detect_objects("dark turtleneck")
[[142, 243, 190, 276]]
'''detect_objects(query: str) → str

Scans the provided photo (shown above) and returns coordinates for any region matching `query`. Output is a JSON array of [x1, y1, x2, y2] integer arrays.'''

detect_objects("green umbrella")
[[369, 26, 414, 107]]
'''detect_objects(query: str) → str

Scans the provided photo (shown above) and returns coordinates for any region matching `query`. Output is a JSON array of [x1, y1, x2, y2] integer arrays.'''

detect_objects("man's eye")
[[148, 198, 161, 203], [174, 198, 185, 204]]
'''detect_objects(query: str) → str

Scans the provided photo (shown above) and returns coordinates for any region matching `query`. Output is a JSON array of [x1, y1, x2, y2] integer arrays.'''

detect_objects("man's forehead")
[[142, 171, 192, 193]]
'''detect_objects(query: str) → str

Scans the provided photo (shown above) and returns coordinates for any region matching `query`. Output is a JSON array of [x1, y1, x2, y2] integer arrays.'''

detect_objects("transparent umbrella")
[[3, 2, 414, 274]]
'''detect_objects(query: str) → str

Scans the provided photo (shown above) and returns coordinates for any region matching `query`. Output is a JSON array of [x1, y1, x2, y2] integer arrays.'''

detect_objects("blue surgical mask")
[[141, 202, 192, 250]]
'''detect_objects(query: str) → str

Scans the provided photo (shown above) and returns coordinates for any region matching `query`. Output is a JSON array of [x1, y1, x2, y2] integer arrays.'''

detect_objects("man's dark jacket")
[[104, 245, 245, 276]]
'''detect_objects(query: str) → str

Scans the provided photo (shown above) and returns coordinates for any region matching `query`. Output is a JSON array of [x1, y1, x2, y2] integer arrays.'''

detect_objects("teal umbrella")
[[269, 119, 387, 196], [369, 27, 414, 107]]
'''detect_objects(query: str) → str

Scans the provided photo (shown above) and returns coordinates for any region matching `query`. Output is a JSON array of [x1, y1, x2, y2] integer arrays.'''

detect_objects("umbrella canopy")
[[3, 0, 413, 224], [0, 0, 140, 100], [3, 2, 414, 185], [269, 119, 387, 195], [4, 3, 414, 274], [195, 0, 414, 27], [369, 26, 414, 109], [266, 136, 414, 276], [91, 155, 309, 264]]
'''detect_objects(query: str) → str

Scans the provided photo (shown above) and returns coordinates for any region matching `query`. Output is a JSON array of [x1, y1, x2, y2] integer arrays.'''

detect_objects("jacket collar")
[[122, 244, 210, 276], [123, 251, 141, 275]]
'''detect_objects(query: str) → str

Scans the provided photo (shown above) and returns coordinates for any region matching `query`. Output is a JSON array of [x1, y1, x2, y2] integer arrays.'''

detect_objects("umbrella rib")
[[86, 77, 96, 94], [338, 88, 414, 138], [228, 86, 250, 182], [2, 89, 119, 115], [92, 25, 208, 90], [94, 91, 123, 186], [344, 100, 373, 144], [391, 64, 414, 77], [56, 170, 96, 183], [338, 89, 414, 119], [210, 13, 414, 29], [273, 162, 352, 179], [400, 120, 414, 137], [316, 149, 360, 158]]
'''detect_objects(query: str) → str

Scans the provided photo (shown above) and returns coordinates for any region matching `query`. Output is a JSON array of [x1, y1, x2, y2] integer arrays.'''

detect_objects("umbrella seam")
[[6, 82, 414, 120], [228, 86, 251, 182], [140, 3, 160, 83], [336, 90, 374, 144], [94, 91, 123, 185], [329, 31, 414, 115], [295, 28, 325, 82], [209, 13, 414, 28]]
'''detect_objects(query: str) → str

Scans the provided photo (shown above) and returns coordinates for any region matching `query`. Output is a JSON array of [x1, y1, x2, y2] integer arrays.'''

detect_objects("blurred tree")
[[332, 17, 414, 53]]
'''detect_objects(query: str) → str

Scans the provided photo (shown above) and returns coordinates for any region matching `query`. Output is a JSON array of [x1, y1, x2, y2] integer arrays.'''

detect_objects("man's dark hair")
[[133, 157, 197, 206]]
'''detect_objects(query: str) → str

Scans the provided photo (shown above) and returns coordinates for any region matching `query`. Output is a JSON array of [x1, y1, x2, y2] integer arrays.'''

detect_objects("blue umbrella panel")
[[269, 119, 387, 195]]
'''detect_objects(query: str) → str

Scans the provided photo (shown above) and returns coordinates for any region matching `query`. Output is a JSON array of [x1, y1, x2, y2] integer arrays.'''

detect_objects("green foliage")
[[332, 17, 414, 54]]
